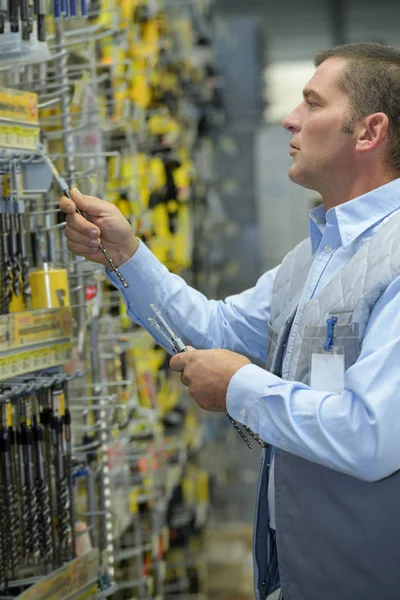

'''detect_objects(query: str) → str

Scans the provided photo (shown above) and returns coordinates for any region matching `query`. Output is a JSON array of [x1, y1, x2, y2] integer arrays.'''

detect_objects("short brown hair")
[[315, 42, 400, 173]]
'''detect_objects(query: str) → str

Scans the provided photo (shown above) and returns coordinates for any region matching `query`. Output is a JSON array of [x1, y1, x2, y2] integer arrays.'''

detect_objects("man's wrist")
[[112, 235, 140, 267]]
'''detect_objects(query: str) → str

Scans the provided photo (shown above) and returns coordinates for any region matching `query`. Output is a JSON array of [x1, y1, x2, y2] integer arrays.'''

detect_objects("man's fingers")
[[65, 225, 100, 249], [59, 195, 76, 215], [66, 212, 101, 238], [180, 372, 190, 386], [66, 240, 101, 256], [69, 188, 107, 217]]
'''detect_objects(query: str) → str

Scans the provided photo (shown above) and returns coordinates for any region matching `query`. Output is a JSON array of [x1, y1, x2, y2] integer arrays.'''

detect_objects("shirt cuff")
[[106, 240, 166, 299], [226, 363, 282, 433]]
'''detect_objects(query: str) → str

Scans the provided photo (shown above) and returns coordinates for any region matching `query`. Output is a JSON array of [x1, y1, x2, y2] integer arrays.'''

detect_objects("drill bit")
[[0, 0, 7, 34], [0, 181, 12, 313], [17, 208, 31, 307], [16, 403, 27, 564], [8, 414, 22, 571], [9, 208, 21, 298], [36, 143, 129, 289], [0, 407, 19, 578], [12, 162, 31, 306], [8, 0, 19, 31], [32, 408, 53, 572], [51, 387, 71, 566], [16, 397, 36, 564], [20, 0, 31, 40], [39, 389, 56, 570], [57, 473, 70, 564], [36, 0, 46, 41], [149, 305, 256, 449], [225, 413, 254, 449], [63, 382, 76, 558], [0, 421, 8, 591], [1, 211, 15, 304], [0, 493, 7, 592], [241, 423, 266, 449], [23, 399, 40, 563]]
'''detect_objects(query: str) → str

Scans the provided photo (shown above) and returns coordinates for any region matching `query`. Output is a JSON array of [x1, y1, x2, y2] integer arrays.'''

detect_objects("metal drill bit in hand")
[[36, 143, 129, 288], [149, 304, 187, 353], [148, 305, 255, 448]]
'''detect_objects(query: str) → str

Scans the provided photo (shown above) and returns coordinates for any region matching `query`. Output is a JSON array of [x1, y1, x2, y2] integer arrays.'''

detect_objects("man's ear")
[[356, 112, 389, 153]]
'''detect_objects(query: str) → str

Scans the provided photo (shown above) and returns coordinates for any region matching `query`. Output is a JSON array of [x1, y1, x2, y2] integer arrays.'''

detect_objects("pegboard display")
[[0, 1, 220, 598]]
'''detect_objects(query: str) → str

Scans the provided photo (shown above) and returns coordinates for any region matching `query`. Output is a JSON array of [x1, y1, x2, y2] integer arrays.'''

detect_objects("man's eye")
[[306, 100, 318, 110]]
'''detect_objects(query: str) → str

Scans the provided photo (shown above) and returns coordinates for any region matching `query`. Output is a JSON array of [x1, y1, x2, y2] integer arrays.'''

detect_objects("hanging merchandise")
[[0, 0, 222, 598]]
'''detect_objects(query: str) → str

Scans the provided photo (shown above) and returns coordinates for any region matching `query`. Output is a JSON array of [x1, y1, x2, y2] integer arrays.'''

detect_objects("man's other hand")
[[170, 347, 250, 412]]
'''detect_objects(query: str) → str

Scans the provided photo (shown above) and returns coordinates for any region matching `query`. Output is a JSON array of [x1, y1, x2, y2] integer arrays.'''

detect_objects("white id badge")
[[310, 347, 345, 393]]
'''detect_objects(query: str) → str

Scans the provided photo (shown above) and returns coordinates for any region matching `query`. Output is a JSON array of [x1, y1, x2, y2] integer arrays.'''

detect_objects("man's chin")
[[288, 165, 302, 184], [288, 166, 316, 190]]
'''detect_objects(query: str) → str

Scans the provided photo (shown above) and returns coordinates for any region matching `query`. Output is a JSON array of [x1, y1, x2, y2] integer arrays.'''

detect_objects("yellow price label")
[[59, 392, 65, 417], [129, 488, 140, 514], [6, 403, 12, 428], [25, 399, 32, 427]]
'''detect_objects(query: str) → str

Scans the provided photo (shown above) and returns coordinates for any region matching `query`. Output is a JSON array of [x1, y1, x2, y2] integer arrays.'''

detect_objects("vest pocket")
[[295, 322, 361, 386]]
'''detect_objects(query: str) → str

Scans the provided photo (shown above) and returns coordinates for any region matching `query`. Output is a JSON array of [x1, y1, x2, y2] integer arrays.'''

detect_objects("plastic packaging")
[[0, 21, 50, 66]]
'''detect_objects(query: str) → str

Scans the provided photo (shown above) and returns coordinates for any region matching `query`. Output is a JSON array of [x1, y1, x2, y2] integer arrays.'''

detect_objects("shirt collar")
[[309, 178, 400, 254]]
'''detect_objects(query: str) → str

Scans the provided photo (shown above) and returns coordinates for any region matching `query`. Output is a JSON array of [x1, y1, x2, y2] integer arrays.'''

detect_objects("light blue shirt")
[[108, 178, 400, 487]]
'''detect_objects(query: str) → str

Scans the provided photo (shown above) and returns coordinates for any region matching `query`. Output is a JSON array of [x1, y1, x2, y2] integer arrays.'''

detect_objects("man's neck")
[[321, 171, 398, 212]]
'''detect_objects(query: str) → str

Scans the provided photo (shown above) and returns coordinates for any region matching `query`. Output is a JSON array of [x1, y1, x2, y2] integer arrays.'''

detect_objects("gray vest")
[[255, 209, 400, 600]]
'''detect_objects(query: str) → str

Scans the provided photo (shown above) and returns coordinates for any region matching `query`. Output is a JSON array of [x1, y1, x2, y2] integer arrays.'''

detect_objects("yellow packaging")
[[0, 87, 38, 124], [0, 123, 40, 151], [29, 268, 70, 310], [9, 292, 26, 313]]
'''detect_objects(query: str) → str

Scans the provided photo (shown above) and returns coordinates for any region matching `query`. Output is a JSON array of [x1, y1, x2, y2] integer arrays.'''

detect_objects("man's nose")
[[282, 110, 301, 132]]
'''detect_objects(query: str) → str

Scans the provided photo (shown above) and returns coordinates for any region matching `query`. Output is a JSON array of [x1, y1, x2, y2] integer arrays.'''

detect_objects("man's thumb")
[[170, 351, 191, 372], [70, 188, 104, 217]]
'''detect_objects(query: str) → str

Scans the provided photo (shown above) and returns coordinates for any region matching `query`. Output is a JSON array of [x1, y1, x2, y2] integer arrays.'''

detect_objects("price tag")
[[6, 404, 12, 428], [129, 488, 139, 514]]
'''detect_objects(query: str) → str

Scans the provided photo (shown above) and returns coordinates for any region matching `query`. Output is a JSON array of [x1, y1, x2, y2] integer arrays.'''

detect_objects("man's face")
[[283, 58, 356, 192]]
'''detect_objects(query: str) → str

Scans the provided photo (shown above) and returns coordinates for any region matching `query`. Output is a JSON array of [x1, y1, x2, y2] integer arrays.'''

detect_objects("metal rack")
[[0, 0, 218, 598]]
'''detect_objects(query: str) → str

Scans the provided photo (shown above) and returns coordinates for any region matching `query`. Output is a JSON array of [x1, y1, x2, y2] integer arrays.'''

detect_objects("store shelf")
[[15, 550, 99, 600], [95, 584, 119, 599]]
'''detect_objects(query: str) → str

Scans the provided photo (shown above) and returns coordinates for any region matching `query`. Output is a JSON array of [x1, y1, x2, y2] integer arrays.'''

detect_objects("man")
[[60, 43, 400, 600]]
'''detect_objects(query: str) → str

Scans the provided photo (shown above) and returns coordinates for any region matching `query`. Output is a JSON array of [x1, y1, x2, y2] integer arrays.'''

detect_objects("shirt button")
[[324, 244, 333, 254], [240, 409, 247, 419]]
